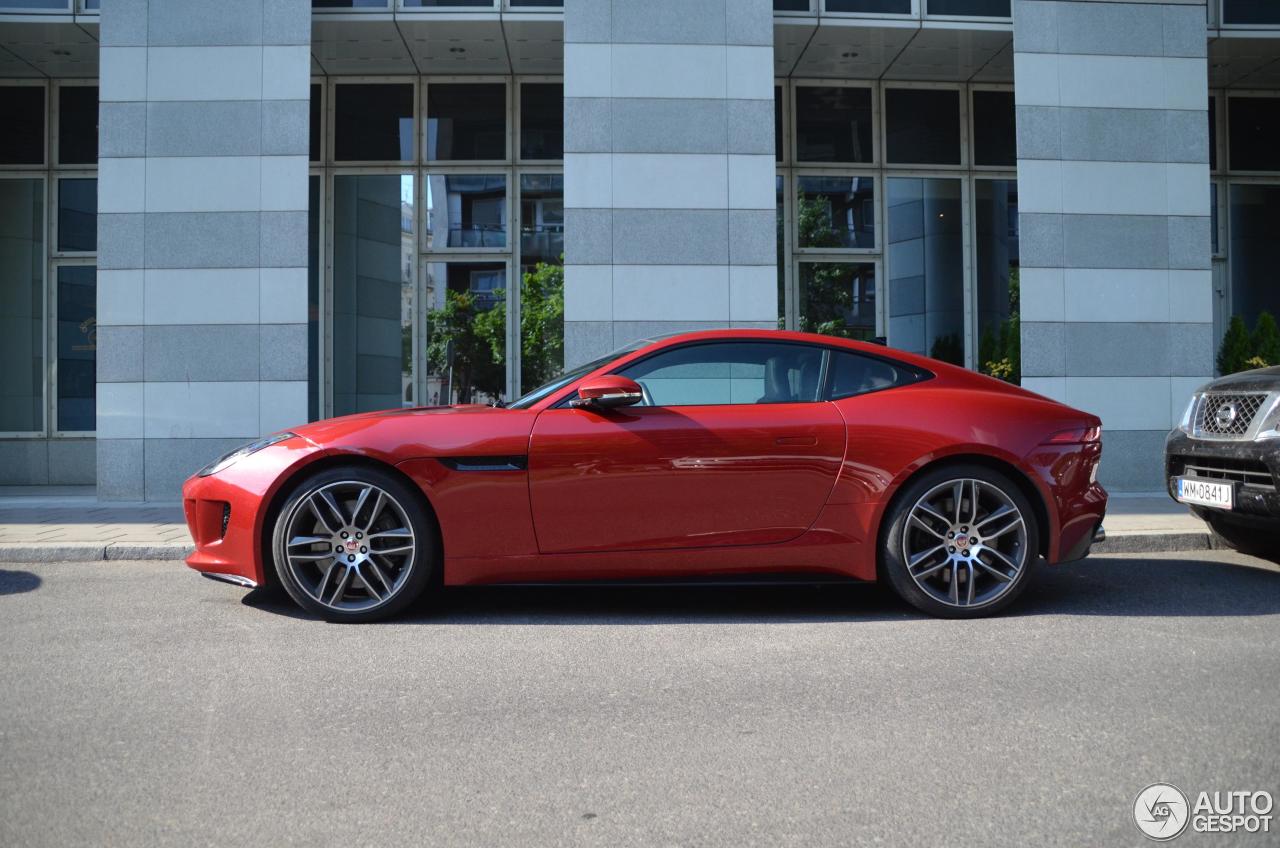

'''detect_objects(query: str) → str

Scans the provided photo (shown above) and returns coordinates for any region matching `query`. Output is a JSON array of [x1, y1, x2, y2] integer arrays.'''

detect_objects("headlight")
[[198, 432, 296, 477], [1177, 394, 1198, 434]]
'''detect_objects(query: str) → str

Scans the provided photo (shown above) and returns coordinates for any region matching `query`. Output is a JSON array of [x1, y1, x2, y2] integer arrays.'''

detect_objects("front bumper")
[[182, 438, 325, 586], [1164, 430, 1280, 519]]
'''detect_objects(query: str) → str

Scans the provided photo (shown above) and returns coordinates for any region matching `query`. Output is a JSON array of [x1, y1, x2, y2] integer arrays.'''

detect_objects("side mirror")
[[571, 375, 643, 409]]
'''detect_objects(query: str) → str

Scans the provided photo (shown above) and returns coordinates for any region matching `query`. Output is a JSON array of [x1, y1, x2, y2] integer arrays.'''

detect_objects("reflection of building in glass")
[[426, 174, 507, 249]]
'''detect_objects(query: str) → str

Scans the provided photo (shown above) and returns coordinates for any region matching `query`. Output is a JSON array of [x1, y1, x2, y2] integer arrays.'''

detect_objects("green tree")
[[1218, 314, 1253, 375], [423, 259, 565, 404], [979, 269, 1020, 384], [425, 289, 506, 404], [1250, 310, 1280, 367], [795, 191, 864, 339]]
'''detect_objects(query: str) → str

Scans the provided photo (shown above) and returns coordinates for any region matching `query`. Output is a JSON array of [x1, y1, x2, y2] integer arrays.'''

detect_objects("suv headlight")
[[1177, 394, 1198, 434], [198, 432, 296, 477]]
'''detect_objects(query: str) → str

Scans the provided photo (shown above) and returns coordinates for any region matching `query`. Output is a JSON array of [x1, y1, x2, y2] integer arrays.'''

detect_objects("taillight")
[[1041, 425, 1101, 445]]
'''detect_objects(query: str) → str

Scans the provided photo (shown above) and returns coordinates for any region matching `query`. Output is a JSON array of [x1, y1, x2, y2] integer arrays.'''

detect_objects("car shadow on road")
[[0, 569, 42, 597], [240, 552, 1280, 624]]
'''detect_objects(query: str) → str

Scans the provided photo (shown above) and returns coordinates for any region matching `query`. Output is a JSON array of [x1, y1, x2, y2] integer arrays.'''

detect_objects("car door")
[[527, 340, 846, 554]]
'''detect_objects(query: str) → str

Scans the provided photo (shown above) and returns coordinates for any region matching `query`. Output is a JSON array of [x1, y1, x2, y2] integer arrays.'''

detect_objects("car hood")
[[1203, 366, 1280, 393], [291, 404, 502, 439]]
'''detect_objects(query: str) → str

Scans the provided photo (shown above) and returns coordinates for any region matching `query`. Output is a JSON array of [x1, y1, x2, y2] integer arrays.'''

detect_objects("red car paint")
[[182, 329, 1106, 589]]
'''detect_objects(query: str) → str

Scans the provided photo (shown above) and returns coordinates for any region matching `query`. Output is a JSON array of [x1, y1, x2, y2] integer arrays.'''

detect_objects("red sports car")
[[182, 329, 1107, 621]]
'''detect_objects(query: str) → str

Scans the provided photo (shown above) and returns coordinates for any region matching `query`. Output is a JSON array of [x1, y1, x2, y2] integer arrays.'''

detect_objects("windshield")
[[508, 338, 654, 409]]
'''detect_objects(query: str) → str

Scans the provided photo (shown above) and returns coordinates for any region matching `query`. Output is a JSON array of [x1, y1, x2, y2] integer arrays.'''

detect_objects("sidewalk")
[[0, 486, 1213, 563]]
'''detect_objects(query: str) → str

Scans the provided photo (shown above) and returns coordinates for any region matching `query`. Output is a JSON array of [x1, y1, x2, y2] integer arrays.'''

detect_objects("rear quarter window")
[[828, 350, 930, 400]]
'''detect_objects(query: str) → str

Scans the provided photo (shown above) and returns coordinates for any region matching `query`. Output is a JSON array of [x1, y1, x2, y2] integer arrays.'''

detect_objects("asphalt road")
[[2, 552, 1278, 848]]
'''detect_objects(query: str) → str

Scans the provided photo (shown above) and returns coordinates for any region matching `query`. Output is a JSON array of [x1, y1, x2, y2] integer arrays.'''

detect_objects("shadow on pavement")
[[0, 569, 42, 596], [238, 553, 1280, 624]]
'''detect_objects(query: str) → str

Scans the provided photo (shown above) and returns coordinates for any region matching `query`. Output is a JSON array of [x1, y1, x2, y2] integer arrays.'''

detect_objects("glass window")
[[56, 265, 95, 432], [975, 180, 1019, 384], [828, 350, 926, 400], [885, 89, 961, 166], [424, 174, 507, 249], [402, 0, 494, 6], [310, 83, 321, 163], [776, 175, 786, 322], [313, 1, 392, 7], [797, 176, 875, 249], [519, 175, 564, 394], [1229, 184, 1280, 327], [972, 90, 1015, 168], [307, 175, 321, 422], [520, 83, 563, 161], [1223, 1, 1280, 25], [774, 0, 809, 9], [1211, 182, 1220, 256], [520, 173, 563, 269], [0, 0, 69, 8], [0, 87, 45, 166], [57, 86, 98, 165], [775, 86, 783, 163], [427, 83, 506, 161], [620, 342, 825, 406], [795, 86, 873, 164], [887, 177, 963, 364], [799, 262, 877, 340], [57, 178, 96, 253], [1209, 95, 1217, 172], [331, 174, 415, 415], [0, 178, 45, 432], [926, 0, 1010, 15], [827, 0, 911, 12], [424, 261, 507, 406], [334, 83, 413, 162], [1228, 97, 1280, 172], [510, 0, 562, 5]]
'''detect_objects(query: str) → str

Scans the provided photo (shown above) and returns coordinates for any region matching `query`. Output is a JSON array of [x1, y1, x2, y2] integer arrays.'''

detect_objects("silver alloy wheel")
[[901, 477, 1029, 609], [280, 480, 417, 613]]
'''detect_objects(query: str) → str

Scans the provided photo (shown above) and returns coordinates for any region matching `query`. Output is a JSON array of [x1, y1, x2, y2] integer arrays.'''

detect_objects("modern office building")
[[0, 0, 1276, 499]]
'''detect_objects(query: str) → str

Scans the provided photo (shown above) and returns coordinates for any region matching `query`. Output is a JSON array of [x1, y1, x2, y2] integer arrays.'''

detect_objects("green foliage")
[[1218, 314, 1255, 376], [794, 191, 866, 339], [930, 333, 964, 366], [425, 289, 506, 404], [1251, 311, 1280, 367], [979, 269, 1020, 384], [423, 259, 565, 404], [516, 260, 567, 391]]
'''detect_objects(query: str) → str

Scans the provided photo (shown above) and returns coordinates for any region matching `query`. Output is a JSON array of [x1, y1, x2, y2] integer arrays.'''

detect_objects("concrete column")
[[1013, 0, 1211, 492], [96, 0, 311, 500], [562, 0, 777, 367]]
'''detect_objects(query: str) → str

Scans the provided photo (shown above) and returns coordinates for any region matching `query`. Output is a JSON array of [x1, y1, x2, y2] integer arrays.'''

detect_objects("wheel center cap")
[[955, 535, 970, 549], [344, 539, 359, 554]]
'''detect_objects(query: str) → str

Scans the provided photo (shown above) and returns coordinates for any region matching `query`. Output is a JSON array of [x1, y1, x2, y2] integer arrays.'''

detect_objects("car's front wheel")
[[271, 465, 437, 622], [881, 464, 1039, 618]]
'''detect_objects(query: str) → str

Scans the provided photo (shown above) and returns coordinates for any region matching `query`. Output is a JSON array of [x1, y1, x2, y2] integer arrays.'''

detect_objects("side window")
[[828, 350, 926, 400], [619, 342, 825, 407]]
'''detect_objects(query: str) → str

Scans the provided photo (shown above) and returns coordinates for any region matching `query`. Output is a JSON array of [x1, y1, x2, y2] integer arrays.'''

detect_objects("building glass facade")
[[0, 0, 1277, 495]]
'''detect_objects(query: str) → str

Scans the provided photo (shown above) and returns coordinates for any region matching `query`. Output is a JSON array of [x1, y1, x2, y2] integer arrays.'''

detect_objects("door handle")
[[775, 436, 817, 446]]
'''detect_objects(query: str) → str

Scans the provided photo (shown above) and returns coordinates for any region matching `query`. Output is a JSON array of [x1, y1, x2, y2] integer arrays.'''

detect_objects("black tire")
[[270, 464, 437, 623], [1201, 511, 1280, 564], [880, 463, 1040, 618]]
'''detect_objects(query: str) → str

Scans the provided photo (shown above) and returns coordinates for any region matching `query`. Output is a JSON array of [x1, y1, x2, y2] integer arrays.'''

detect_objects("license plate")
[[1176, 477, 1234, 510]]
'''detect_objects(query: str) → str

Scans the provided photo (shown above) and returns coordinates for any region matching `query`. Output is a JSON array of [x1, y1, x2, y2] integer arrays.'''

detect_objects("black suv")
[[1166, 366, 1280, 562]]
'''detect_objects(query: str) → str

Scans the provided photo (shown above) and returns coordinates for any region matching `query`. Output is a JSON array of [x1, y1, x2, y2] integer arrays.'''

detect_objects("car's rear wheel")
[[271, 465, 436, 622], [881, 464, 1039, 618], [1199, 511, 1280, 564]]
